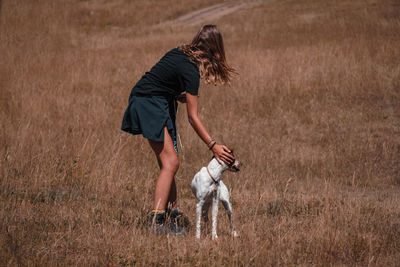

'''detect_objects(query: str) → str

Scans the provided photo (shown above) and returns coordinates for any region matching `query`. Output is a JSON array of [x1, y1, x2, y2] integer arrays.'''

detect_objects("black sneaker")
[[166, 208, 187, 236], [166, 208, 184, 220], [149, 212, 167, 235]]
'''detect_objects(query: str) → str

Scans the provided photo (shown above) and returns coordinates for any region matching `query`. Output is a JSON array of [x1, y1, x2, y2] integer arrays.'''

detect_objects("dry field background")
[[1, 0, 400, 265]]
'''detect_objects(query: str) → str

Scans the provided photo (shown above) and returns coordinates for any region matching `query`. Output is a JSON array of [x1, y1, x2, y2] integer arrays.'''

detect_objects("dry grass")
[[1, 0, 400, 265]]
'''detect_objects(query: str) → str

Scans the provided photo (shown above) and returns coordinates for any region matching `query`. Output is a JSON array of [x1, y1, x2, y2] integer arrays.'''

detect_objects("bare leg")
[[153, 148, 177, 210], [167, 177, 177, 209], [148, 127, 179, 211]]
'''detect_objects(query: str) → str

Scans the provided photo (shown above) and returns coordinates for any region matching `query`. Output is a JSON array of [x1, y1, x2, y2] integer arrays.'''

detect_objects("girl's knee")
[[170, 157, 180, 172], [163, 156, 179, 173]]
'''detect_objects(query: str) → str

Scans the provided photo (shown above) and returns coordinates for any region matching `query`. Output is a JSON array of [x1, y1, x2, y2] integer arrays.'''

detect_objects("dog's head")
[[225, 150, 242, 172], [229, 159, 241, 172], [211, 150, 242, 172]]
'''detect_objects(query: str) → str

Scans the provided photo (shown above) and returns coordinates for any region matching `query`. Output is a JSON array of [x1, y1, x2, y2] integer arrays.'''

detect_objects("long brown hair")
[[179, 25, 236, 85]]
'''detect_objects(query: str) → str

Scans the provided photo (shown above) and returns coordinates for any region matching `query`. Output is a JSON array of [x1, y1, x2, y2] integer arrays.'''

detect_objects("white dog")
[[191, 156, 241, 239]]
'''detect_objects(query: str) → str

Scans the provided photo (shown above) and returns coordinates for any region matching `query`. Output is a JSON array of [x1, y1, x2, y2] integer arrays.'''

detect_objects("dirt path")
[[173, 0, 262, 25]]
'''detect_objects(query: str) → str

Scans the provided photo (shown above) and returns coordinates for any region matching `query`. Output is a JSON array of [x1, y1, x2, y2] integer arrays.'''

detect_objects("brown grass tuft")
[[1, 0, 400, 265]]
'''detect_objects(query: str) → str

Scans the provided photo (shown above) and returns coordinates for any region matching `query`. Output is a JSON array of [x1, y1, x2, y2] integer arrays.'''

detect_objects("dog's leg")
[[221, 200, 238, 237], [196, 200, 204, 239], [211, 189, 219, 239], [202, 201, 210, 223], [201, 200, 210, 235], [219, 182, 238, 237]]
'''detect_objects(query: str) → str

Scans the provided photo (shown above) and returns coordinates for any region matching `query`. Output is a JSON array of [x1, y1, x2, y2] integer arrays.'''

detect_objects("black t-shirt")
[[131, 48, 200, 98]]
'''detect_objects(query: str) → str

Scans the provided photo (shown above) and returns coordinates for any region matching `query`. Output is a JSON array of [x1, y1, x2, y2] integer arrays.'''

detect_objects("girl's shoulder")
[[161, 47, 188, 63], [166, 47, 199, 70], [165, 47, 181, 56]]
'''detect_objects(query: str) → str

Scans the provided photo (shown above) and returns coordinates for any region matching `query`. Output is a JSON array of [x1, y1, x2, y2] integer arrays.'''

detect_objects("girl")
[[121, 25, 236, 235]]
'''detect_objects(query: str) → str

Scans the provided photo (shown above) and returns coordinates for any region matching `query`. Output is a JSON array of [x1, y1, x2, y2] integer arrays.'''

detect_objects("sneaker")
[[149, 211, 167, 235], [169, 220, 187, 235], [166, 208, 184, 220], [166, 208, 187, 236], [149, 210, 186, 236]]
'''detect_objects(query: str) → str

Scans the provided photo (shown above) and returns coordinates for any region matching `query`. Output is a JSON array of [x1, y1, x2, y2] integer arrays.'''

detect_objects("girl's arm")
[[186, 93, 235, 165]]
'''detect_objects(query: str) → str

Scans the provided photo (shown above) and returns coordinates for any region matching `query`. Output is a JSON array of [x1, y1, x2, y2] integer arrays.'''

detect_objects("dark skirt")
[[121, 95, 178, 152]]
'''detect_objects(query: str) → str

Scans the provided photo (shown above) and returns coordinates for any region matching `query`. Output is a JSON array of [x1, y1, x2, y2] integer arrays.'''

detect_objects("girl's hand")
[[211, 144, 235, 165]]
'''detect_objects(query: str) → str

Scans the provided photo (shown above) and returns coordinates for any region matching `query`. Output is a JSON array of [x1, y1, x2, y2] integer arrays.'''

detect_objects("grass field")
[[1, 0, 400, 265]]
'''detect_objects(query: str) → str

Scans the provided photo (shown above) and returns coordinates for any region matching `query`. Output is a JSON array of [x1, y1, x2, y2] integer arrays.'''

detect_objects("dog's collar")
[[206, 167, 219, 185]]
